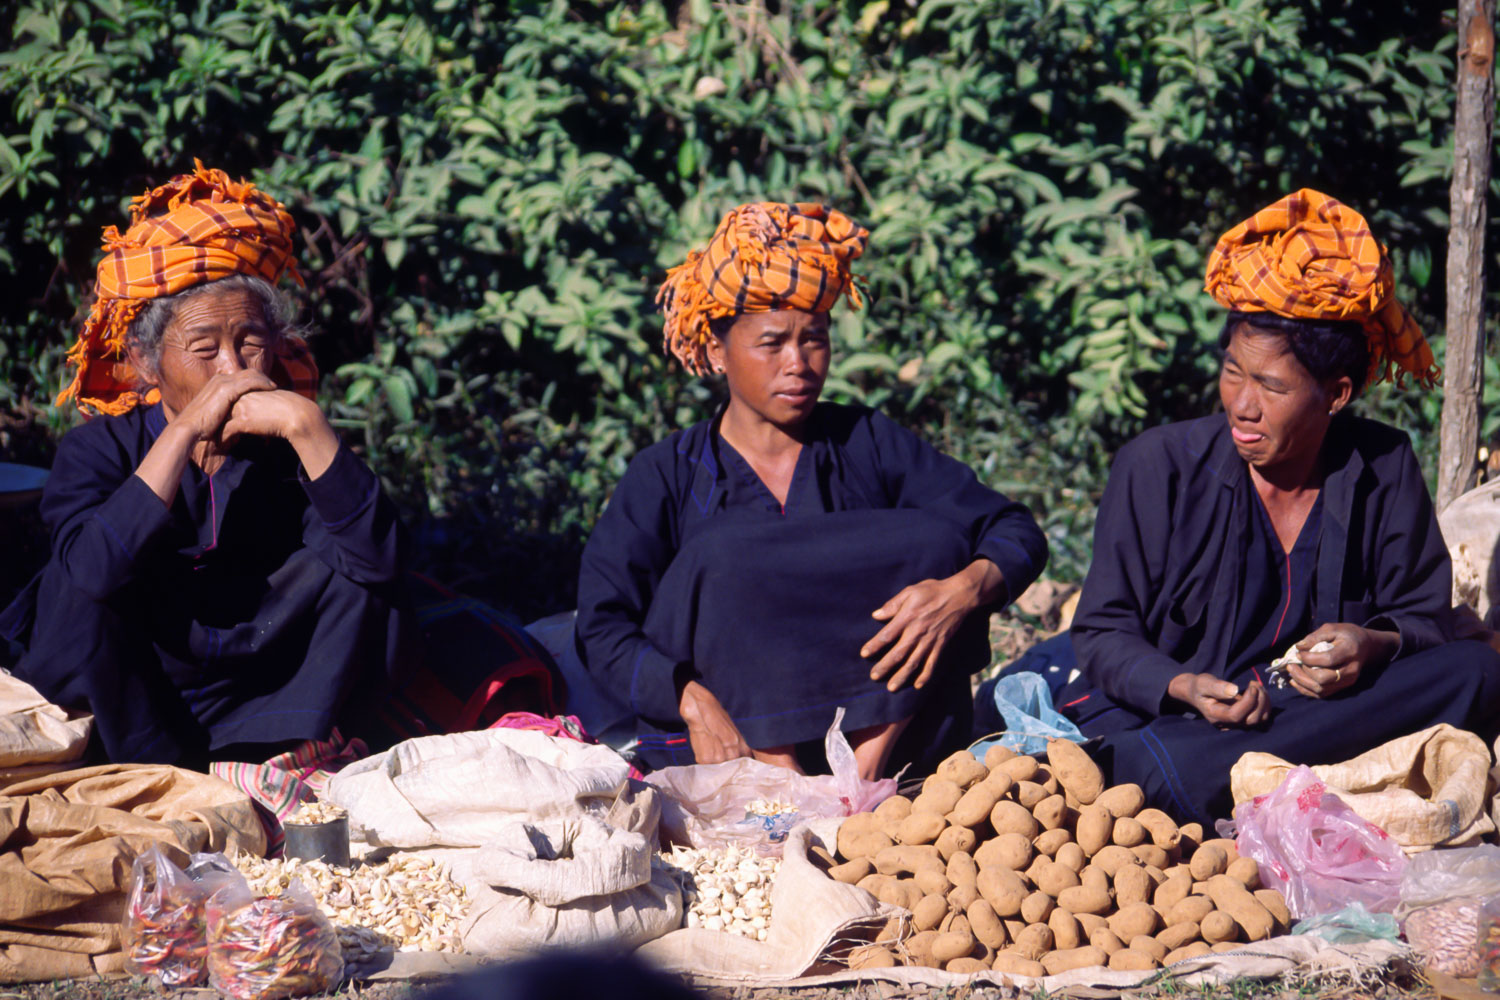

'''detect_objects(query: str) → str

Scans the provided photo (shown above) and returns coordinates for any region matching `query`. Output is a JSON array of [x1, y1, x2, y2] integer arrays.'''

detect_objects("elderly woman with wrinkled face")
[[0, 165, 415, 767]]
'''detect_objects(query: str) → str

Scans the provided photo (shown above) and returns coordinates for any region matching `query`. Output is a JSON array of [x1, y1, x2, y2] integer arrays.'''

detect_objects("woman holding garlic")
[[1063, 190, 1500, 824], [575, 203, 1047, 780]]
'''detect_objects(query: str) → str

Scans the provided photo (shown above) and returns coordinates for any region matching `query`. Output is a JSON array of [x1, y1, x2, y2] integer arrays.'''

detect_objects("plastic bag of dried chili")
[[120, 845, 213, 986], [206, 880, 343, 1000]]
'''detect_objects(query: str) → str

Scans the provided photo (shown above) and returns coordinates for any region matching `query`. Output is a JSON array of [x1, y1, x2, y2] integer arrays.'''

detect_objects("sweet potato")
[[1226, 856, 1260, 890], [1079, 865, 1111, 896], [1109, 948, 1160, 971], [1034, 794, 1069, 831], [976, 831, 1032, 872], [936, 750, 990, 790], [1132, 808, 1180, 850], [1035, 766, 1060, 796], [1074, 911, 1108, 937], [1049, 907, 1082, 950], [1003, 918, 1028, 940], [977, 867, 1028, 917], [1254, 889, 1292, 932], [989, 953, 1047, 978], [897, 811, 947, 846], [1013, 780, 1048, 810], [968, 899, 1008, 949], [837, 814, 890, 860], [877, 878, 924, 911], [1107, 902, 1160, 941], [1156, 921, 1200, 951], [1033, 828, 1072, 857], [874, 795, 913, 823], [1203, 874, 1274, 941], [1020, 889, 1054, 925], [1143, 864, 1168, 885], [1153, 870, 1192, 910], [946, 957, 990, 974], [875, 845, 944, 876], [1166, 893, 1215, 926], [1046, 738, 1104, 805], [1034, 858, 1081, 898], [1057, 885, 1111, 915], [1200, 837, 1239, 862], [848, 944, 898, 969], [903, 929, 939, 967], [1188, 844, 1228, 881], [947, 883, 980, 910], [935, 824, 978, 860], [989, 801, 1040, 840], [1091, 844, 1139, 878], [828, 858, 874, 884], [1087, 926, 1125, 955], [1116, 815, 1146, 851], [913, 893, 949, 931], [931, 928, 977, 963], [997, 755, 1039, 783], [915, 867, 953, 898], [857, 873, 895, 896], [1164, 941, 1212, 964], [1113, 864, 1152, 907], [1200, 910, 1237, 944], [947, 850, 978, 888], [1075, 804, 1113, 856], [1131, 844, 1171, 870], [949, 781, 1006, 828], [1130, 934, 1168, 961], [1042, 945, 1108, 975], [913, 779, 964, 816], [1055, 842, 1086, 874], [983, 744, 1017, 769], [1177, 822, 1204, 853], [1011, 922, 1055, 962], [1093, 783, 1145, 819]]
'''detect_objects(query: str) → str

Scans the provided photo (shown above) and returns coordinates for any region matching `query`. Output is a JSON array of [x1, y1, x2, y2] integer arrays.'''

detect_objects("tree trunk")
[[1437, 0, 1495, 513]]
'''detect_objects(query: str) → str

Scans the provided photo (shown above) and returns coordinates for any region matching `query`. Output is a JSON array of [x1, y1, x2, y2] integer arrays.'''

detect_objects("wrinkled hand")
[[862, 575, 977, 692], [221, 389, 321, 444], [678, 680, 753, 765], [1288, 623, 1398, 698], [173, 369, 278, 444], [1167, 672, 1270, 727]]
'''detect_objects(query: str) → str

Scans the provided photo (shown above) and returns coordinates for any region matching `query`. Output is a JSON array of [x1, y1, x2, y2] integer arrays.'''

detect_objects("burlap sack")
[[328, 729, 631, 848], [1231, 724, 1494, 851], [0, 671, 90, 770], [0, 763, 265, 982], [1439, 477, 1500, 623]]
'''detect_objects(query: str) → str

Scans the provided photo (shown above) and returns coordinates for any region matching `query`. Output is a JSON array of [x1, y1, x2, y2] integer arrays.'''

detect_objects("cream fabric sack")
[[327, 729, 631, 848], [1231, 724, 1494, 851], [1440, 477, 1500, 623], [461, 815, 681, 955], [0, 670, 90, 769]]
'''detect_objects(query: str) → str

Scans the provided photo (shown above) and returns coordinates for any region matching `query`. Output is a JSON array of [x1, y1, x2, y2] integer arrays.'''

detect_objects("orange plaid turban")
[[1204, 188, 1437, 388], [657, 202, 868, 374], [58, 160, 316, 416]]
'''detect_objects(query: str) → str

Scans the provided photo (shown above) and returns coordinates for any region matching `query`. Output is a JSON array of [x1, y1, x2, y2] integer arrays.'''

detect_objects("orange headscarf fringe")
[[657, 202, 869, 375], [1204, 187, 1438, 389], [59, 159, 311, 416]]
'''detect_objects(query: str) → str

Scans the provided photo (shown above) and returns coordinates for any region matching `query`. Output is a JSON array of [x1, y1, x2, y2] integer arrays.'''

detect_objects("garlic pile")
[[657, 844, 779, 940], [233, 852, 468, 957], [285, 800, 347, 825]]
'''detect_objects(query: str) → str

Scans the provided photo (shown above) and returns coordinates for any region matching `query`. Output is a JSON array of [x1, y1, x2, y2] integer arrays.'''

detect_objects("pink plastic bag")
[[1223, 765, 1406, 920], [645, 708, 896, 856]]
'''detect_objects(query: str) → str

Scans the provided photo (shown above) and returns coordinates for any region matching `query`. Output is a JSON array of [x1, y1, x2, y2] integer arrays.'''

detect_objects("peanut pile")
[[657, 844, 779, 940], [827, 740, 1291, 976], [233, 852, 468, 958]]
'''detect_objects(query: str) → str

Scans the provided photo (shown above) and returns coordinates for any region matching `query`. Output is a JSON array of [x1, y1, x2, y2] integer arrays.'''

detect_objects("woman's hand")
[[1287, 623, 1399, 698], [678, 680, 754, 765], [134, 369, 277, 504], [863, 559, 1005, 692], [1167, 673, 1270, 727], [223, 390, 341, 479]]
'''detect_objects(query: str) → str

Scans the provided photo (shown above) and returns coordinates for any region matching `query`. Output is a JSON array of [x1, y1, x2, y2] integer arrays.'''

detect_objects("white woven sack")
[[327, 729, 631, 848]]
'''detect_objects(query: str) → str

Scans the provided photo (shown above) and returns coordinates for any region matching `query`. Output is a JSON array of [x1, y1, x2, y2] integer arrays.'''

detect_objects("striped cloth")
[[1204, 188, 1437, 388], [59, 159, 316, 415], [211, 728, 367, 856], [657, 202, 868, 374]]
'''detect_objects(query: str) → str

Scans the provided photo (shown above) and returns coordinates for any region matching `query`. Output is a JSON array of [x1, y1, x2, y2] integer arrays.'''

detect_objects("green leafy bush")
[[0, 0, 1492, 617]]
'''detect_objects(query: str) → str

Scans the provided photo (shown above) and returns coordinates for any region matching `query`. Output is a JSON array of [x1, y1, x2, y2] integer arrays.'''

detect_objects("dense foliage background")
[[1, 0, 1496, 618]]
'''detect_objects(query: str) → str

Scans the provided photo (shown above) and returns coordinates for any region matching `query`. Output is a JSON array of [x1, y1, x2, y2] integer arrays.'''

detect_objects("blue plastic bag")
[[1291, 902, 1399, 944], [968, 671, 1086, 758]]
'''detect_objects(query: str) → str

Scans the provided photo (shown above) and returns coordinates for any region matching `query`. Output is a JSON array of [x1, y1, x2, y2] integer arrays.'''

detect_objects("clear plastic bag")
[[1223, 765, 1406, 920], [1404, 900, 1484, 976], [1290, 902, 1399, 944], [1397, 845, 1500, 977], [206, 880, 344, 1000], [646, 708, 896, 856], [1479, 895, 1500, 991], [120, 845, 211, 986]]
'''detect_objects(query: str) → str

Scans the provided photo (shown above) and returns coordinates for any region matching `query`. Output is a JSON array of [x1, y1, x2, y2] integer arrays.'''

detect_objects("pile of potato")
[[823, 740, 1291, 977]]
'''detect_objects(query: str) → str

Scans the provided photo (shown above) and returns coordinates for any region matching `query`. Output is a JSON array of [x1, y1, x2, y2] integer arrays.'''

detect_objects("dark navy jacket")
[[4, 403, 414, 764], [1071, 413, 1451, 715]]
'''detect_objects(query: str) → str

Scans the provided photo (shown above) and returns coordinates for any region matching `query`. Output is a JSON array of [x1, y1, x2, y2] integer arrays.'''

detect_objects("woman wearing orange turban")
[[0, 163, 416, 765], [575, 203, 1048, 778], [1017, 189, 1500, 824]]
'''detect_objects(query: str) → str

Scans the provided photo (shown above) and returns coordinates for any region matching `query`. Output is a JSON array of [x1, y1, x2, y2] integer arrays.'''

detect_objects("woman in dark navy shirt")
[[2, 165, 414, 766], [576, 203, 1047, 777]]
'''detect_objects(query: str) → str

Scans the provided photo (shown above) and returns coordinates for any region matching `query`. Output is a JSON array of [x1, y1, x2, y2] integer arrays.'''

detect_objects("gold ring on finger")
[[1333, 667, 1342, 683]]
